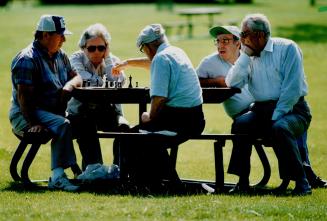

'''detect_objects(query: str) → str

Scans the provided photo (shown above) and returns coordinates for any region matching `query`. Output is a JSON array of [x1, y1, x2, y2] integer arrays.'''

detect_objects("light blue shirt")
[[226, 37, 308, 121], [196, 52, 254, 118], [150, 42, 203, 107]]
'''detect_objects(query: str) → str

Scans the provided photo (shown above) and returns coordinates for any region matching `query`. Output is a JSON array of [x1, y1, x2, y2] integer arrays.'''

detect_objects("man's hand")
[[28, 124, 45, 133], [63, 82, 74, 92], [112, 61, 128, 76], [141, 112, 151, 123]]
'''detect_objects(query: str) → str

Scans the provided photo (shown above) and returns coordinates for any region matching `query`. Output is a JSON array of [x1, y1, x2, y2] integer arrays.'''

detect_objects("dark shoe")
[[291, 186, 312, 196], [309, 176, 327, 189], [229, 183, 250, 194]]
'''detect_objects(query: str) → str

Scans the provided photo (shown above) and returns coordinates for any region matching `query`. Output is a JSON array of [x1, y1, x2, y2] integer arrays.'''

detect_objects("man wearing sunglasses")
[[225, 14, 315, 195], [67, 23, 127, 182], [9, 15, 81, 191], [197, 25, 326, 193]]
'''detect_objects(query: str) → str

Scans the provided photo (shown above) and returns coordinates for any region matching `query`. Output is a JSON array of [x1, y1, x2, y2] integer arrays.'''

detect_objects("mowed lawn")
[[0, 0, 327, 220]]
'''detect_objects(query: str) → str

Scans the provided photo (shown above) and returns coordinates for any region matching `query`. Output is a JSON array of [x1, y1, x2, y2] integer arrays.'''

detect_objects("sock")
[[52, 167, 64, 180]]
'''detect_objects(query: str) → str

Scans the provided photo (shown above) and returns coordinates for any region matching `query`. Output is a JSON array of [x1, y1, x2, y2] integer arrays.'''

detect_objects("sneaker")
[[48, 173, 79, 192], [77, 163, 107, 181], [309, 176, 327, 189]]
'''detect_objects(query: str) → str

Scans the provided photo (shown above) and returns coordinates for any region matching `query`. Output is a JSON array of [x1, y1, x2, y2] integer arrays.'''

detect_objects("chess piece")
[[136, 82, 138, 88], [82, 79, 87, 87], [105, 80, 109, 88], [128, 75, 133, 88], [87, 79, 91, 87]]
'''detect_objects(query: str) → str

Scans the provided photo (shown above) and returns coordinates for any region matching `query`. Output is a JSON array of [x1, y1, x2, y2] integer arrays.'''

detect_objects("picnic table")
[[10, 86, 275, 194], [71, 86, 272, 193], [175, 7, 224, 38]]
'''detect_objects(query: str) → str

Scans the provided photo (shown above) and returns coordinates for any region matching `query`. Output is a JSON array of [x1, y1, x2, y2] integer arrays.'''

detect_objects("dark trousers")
[[68, 104, 122, 169], [68, 114, 103, 169], [228, 98, 312, 182], [119, 105, 205, 185]]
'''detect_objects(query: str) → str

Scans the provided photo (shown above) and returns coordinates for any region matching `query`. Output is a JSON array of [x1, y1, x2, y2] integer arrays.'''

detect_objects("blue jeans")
[[297, 130, 310, 165], [10, 109, 77, 170]]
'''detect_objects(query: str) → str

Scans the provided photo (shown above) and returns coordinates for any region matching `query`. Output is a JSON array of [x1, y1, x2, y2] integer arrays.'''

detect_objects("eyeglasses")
[[214, 38, 234, 46], [86, 45, 107, 53]]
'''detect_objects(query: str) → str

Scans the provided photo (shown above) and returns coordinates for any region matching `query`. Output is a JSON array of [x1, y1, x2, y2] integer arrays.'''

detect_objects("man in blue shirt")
[[226, 14, 313, 195], [198, 25, 326, 190], [119, 24, 205, 189], [10, 15, 83, 191]]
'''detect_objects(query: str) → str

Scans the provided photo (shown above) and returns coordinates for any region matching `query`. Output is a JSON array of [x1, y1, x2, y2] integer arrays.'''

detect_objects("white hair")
[[241, 13, 271, 38], [78, 23, 111, 49]]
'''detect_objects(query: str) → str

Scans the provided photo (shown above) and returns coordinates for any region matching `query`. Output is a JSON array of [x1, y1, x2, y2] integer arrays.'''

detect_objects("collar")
[[33, 40, 59, 59], [156, 42, 170, 53], [263, 37, 273, 53]]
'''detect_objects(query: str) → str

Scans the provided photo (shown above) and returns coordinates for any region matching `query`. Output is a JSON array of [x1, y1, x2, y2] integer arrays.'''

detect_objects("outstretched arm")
[[112, 57, 151, 76], [199, 76, 227, 87]]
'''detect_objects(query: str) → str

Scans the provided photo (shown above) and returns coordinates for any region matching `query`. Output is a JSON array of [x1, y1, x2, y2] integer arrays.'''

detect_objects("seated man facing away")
[[196, 25, 326, 189], [67, 23, 125, 181], [114, 24, 205, 189], [9, 15, 81, 191]]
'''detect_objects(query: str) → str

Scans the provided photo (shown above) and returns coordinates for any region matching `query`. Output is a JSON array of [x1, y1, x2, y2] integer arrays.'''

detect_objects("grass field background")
[[1, 0, 327, 220]]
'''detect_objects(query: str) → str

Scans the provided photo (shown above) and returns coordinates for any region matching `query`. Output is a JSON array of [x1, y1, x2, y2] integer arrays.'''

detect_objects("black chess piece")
[[136, 82, 138, 88], [105, 80, 109, 88], [82, 79, 87, 87], [128, 75, 133, 88], [87, 79, 91, 87]]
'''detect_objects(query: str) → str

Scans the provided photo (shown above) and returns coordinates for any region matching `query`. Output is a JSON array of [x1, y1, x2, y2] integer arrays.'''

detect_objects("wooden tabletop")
[[176, 7, 223, 16], [72, 87, 240, 104]]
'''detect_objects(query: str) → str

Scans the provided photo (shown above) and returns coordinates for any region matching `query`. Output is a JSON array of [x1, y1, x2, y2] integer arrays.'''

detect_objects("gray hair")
[[78, 23, 111, 49], [241, 13, 271, 38]]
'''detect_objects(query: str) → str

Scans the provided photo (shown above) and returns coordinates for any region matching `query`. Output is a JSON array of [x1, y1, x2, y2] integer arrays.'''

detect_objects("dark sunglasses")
[[86, 45, 107, 53]]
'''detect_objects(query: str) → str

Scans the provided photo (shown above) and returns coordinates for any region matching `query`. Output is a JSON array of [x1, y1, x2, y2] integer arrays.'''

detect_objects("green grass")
[[1, 0, 327, 220]]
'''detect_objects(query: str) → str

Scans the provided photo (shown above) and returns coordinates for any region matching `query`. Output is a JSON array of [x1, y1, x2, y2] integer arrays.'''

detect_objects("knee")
[[272, 120, 290, 138], [232, 118, 249, 134], [57, 118, 72, 134]]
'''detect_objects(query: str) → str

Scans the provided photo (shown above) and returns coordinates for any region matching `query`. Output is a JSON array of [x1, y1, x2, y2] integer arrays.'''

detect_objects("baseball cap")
[[209, 25, 240, 39], [136, 24, 165, 48], [36, 15, 72, 35]]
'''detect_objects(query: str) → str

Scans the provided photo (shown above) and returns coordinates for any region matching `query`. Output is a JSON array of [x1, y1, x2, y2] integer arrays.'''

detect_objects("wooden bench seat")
[[97, 131, 272, 193], [10, 130, 81, 184]]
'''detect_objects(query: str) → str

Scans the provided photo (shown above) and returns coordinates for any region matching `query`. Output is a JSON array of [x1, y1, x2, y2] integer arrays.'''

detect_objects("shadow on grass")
[[276, 23, 327, 43], [2, 180, 297, 197]]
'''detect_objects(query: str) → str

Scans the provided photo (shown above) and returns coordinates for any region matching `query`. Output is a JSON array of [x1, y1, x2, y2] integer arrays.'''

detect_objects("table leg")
[[208, 14, 214, 29], [214, 139, 225, 193], [186, 15, 193, 38], [139, 101, 147, 124]]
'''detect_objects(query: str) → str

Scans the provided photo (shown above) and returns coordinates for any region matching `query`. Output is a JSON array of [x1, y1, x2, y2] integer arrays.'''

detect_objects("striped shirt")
[[10, 41, 75, 118]]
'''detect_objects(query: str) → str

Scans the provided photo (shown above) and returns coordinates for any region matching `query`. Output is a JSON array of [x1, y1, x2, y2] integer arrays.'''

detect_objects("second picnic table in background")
[[175, 7, 224, 38]]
